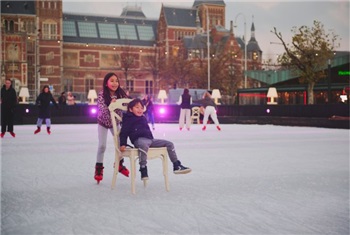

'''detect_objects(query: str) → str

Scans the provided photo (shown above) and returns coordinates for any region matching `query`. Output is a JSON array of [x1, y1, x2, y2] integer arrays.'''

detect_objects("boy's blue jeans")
[[133, 137, 178, 167]]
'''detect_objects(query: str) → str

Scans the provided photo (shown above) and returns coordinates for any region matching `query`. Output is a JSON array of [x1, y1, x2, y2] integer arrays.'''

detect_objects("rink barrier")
[[13, 103, 349, 129]]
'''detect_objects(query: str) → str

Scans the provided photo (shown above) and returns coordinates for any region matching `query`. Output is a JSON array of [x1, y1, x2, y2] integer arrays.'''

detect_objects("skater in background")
[[94, 72, 130, 184], [119, 98, 191, 181], [66, 91, 75, 105], [1, 79, 17, 138], [176, 88, 192, 131], [34, 85, 58, 135], [142, 95, 155, 130], [195, 91, 221, 131], [58, 91, 67, 105]]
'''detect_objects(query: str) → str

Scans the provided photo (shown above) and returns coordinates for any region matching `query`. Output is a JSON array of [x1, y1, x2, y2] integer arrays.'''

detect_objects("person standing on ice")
[[176, 88, 192, 131], [1, 79, 17, 138], [142, 95, 155, 130], [194, 91, 221, 131], [119, 98, 191, 181], [94, 72, 130, 184], [34, 85, 58, 135]]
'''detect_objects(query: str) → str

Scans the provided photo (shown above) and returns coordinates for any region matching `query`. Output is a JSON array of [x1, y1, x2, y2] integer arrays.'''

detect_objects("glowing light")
[[25, 109, 29, 113], [266, 109, 270, 113], [159, 107, 166, 114], [90, 108, 97, 115]]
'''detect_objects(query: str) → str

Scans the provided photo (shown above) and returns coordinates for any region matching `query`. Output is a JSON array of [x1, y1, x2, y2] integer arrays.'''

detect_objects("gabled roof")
[[183, 34, 207, 49], [193, 0, 226, 7], [1, 1, 35, 15], [247, 39, 262, 53], [62, 13, 158, 47], [162, 6, 197, 28], [247, 22, 262, 52]]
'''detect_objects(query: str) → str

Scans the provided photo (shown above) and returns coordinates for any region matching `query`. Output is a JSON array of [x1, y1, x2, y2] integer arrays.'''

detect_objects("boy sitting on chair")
[[119, 98, 191, 180]]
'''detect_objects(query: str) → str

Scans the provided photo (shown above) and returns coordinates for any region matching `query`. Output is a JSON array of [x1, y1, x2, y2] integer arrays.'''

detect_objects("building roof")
[[193, 0, 226, 7], [247, 22, 262, 52], [63, 13, 158, 47], [246, 51, 350, 85], [183, 34, 207, 49], [162, 6, 197, 28], [1, 1, 35, 15], [120, 5, 146, 18]]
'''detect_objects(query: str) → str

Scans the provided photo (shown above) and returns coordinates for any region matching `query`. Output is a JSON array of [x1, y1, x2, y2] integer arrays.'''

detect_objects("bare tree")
[[120, 45, 135, 91]]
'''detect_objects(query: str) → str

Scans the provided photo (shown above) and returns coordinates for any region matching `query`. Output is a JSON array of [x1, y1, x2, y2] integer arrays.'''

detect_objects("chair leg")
[[162, 155, 170, 192], [111, 152, 120, 189], [131, 157, 137, 194]]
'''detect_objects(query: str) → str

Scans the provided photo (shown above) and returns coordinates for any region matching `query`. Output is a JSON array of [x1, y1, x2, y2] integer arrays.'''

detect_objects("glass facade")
[[98, 23, 118, 39], [63, 21, 77, 37], [137, 25, 154, 41], [78, 22, 98, 38], [118, 24, 137, 40]]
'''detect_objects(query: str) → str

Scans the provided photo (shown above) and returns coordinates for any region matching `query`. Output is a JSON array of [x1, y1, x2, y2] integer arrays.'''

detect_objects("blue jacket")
[[120, 112, 153, 146]]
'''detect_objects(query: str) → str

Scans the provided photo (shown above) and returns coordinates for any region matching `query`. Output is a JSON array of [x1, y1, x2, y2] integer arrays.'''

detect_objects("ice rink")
[[1, 123, 349, 234]]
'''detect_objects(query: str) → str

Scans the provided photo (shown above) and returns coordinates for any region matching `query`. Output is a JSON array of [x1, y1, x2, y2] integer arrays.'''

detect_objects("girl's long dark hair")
[[42, 85, 51, 94], [102, 72, 128, 106]]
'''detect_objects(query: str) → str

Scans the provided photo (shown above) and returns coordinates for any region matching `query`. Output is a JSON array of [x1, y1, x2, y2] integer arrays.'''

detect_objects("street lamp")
[[203, 5, 210, 90], [235, 13, 247, 88]]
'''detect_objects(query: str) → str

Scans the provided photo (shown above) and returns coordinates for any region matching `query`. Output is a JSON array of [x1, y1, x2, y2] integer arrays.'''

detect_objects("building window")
[[85, 78, 94, 95], [63, 21, 77, 37], [7, 20, 14, 32], [63, 78, 73, 92], [127, 80, 134, 91], [42, 22, 57, 40], [145, 80, 153, 95]]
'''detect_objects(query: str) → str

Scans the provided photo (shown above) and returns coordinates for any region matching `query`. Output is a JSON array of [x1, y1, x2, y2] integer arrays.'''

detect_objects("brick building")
[[1, 0, 262, 103]]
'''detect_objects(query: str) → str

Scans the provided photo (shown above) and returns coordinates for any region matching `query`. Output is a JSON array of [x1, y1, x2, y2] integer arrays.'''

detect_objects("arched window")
[[9, 20, 14, 32]]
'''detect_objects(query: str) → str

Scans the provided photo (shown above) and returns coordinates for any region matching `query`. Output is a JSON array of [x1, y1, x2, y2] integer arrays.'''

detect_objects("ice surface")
[[1, 124, 349, 234]]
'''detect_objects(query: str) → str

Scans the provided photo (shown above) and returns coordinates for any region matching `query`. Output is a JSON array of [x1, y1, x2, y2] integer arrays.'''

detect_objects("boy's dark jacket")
[[120, 112, 153, 146]]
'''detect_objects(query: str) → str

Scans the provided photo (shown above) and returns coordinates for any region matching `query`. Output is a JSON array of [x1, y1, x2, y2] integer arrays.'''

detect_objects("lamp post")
[[327, 58, 331, 103], [234, 13, 247, 88], [203, 5, 210, 90]]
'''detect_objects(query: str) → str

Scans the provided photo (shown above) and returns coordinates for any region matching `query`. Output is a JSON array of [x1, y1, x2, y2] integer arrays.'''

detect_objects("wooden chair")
[[191, 106, 201, 124], [109, 98, 170, 194]]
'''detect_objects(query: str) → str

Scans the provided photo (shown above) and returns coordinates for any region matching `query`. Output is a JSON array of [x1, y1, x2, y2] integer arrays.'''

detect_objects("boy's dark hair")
[[127, 98, 144, 112]]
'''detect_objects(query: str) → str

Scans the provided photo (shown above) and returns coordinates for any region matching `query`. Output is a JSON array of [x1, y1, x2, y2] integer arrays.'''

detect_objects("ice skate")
[[34, 127, 41, 134], [114, 159, 129, 177], [94, 163, 104, 184]]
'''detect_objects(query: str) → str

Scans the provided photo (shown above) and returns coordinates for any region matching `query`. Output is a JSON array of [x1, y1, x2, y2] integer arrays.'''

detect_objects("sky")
[[62, 0, 350, 63], [1, 123, 349, 234]]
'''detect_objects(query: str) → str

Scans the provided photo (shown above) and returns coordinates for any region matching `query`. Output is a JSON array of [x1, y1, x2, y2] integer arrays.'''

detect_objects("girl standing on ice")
[[94, 72, 130, 184], [176, 88, 192, 131], [34, 85, 58, 135], [195, 91, 221, 131]]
